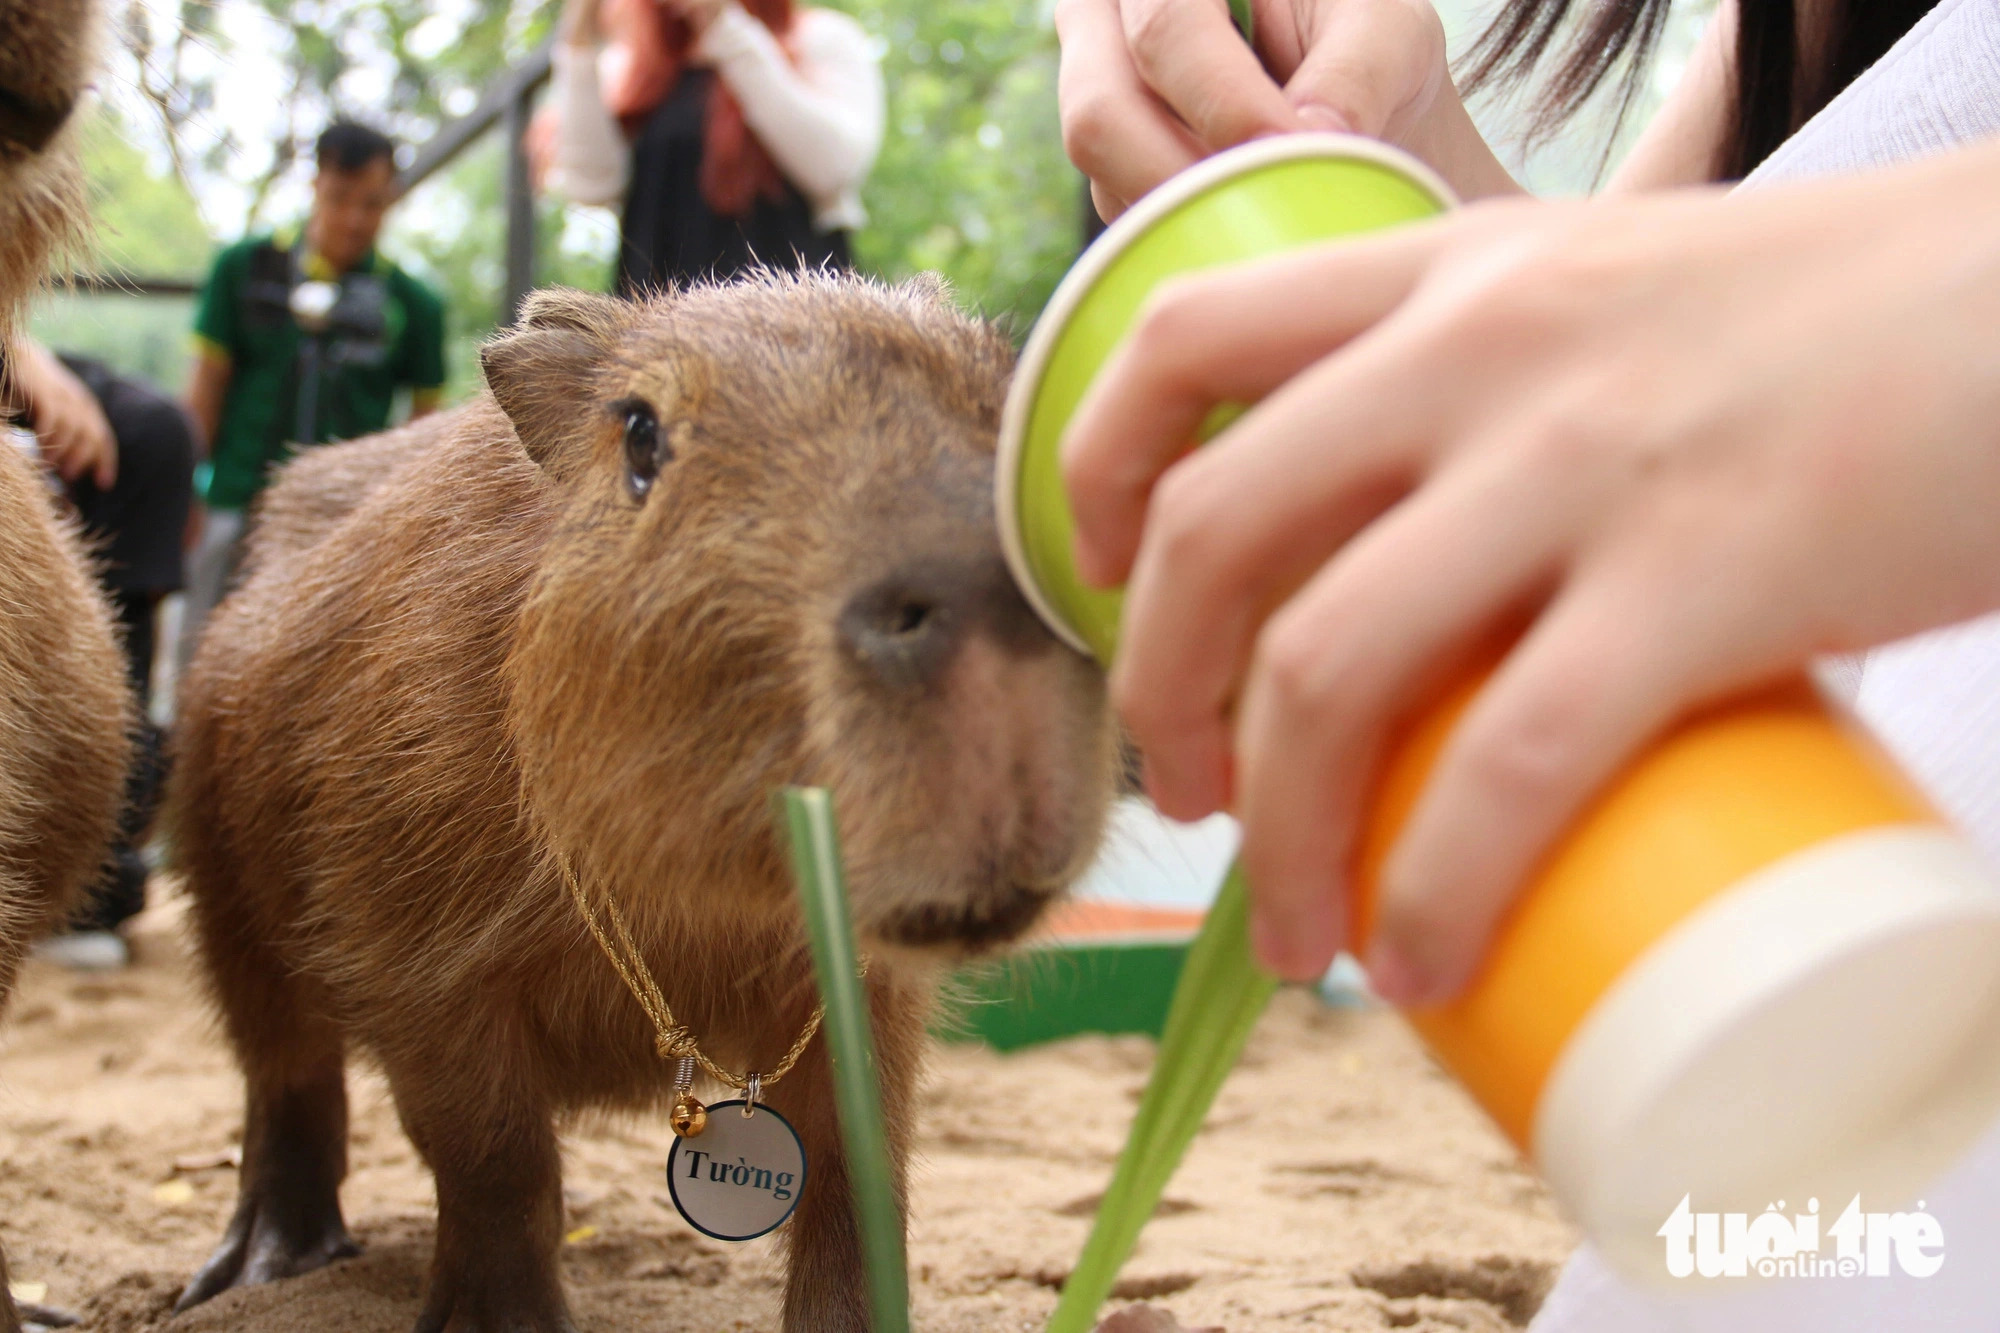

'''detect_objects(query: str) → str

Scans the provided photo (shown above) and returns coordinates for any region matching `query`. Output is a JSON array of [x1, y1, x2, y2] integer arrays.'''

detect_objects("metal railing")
[[395, 38, 553, 323]]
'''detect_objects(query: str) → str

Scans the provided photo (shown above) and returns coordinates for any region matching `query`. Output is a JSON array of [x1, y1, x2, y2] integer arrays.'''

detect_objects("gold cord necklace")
[[556, 851, 830, 1137]]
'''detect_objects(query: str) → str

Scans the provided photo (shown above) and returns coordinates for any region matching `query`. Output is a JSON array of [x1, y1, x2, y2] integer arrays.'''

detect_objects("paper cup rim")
[[995, 133, 1459, 657]]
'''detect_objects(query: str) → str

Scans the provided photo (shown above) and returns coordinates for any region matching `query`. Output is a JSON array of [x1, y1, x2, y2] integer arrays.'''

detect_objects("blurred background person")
[[542, 0, 884, 291], [177, 119, 445, 675], [4, 338, 194, 968]]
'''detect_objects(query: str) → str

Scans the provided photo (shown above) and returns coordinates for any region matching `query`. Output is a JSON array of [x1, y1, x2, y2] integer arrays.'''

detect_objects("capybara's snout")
[[822, 505, 1113, 959], [837, 549, 1043, 693]]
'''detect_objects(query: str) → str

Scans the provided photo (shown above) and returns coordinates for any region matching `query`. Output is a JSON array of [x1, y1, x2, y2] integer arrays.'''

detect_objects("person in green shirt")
[[178, 119, 446, 670]]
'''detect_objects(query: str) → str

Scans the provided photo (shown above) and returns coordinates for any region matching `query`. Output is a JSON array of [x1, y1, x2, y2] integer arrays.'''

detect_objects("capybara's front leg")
[[772, 980, 925, 1333], [177, 1048, 357, 1309], [394, 1071, 575, 1333]]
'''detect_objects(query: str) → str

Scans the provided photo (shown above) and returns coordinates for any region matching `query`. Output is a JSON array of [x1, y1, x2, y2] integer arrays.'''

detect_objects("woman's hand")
[[1055, 0, 1520, 220], [12, 341, 116, 489], [1059, 144, 2000, 1004]]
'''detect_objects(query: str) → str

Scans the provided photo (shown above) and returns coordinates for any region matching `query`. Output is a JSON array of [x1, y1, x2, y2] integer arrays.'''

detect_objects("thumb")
[[1282, 0, 1445, 141]]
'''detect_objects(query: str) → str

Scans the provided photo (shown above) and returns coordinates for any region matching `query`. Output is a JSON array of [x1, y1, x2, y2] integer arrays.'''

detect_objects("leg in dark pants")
[[57, 356, 194, 939]]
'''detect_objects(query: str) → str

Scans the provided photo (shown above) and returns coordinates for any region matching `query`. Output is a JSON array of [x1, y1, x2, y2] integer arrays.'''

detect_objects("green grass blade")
[[781, 787, 911, 1333], [1048, 863, 1278, 1333]]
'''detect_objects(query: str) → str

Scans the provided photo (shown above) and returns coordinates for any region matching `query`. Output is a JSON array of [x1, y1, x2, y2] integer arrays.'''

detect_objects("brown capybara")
[[169, 274, 1118, 1332], [1, 3, 134, 1330], [0, 445, 132, 1331]]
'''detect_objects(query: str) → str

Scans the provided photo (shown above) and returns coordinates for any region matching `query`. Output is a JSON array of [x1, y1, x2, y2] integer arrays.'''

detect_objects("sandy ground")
[[0, 893, 1576, 1332]]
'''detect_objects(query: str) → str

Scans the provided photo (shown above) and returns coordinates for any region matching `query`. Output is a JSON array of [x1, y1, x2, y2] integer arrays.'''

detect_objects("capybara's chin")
[[869, 882, 1062, 954]]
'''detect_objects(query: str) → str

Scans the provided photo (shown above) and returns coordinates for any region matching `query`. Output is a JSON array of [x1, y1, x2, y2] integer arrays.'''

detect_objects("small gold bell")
[[670, 1093, 708, 1138]]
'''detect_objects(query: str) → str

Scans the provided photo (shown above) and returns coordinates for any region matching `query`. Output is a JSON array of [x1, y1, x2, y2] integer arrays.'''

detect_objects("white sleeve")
[[547, 42, 631, 208], [695, 6, 885, 213]]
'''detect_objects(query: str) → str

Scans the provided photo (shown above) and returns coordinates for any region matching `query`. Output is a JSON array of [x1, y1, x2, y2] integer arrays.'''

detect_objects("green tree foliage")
[[75, 106, 215, 277], [27, 105, 211, 391], [59, 0, 1090, 398], [837, 0, 1082, 329], [385, 134, 622, 401], [35, 0, 1708, 399]]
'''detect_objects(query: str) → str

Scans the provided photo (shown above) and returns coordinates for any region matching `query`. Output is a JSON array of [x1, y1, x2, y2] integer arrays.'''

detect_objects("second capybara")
[[0, 444, 132, 1332], [169, 273, 1119, 1332], [1, 3, 134, 1328]]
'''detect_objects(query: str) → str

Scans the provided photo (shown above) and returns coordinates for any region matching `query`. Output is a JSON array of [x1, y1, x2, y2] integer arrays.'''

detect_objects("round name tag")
[[665, 1101, 808, 1242]]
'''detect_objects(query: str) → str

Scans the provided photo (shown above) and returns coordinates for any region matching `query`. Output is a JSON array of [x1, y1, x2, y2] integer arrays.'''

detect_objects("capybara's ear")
[[480, 288, 630, 474]]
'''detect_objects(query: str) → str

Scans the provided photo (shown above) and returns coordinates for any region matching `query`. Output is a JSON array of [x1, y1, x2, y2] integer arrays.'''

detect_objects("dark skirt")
[[615, 69, 851, 296]]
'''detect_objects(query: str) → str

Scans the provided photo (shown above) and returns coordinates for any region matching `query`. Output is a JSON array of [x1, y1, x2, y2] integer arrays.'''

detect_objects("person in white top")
[[542, 0, 883, 291]]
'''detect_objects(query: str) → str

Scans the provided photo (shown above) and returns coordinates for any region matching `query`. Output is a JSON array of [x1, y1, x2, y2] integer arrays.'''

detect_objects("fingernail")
[[1366, 940, 1435, 1007], [1141, 755, 1212, 823], [1251, 903, 1340, 982], [1295, 102, 1354, 134], [1250, 907, 1288, 974]]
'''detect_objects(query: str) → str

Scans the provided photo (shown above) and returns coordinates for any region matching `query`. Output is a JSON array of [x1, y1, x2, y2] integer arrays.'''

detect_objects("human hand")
[[1059, 144, 2000, 1003], [15, 341, 115, 489], [1055, 0, 1518, 221]]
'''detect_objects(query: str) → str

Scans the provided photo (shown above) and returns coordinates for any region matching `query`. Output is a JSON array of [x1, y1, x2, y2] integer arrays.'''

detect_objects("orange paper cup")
[[1357, 673, 2000, 1281]]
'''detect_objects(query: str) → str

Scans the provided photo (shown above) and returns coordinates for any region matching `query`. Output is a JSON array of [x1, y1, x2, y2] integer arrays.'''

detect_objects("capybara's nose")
[[839, 553, 1043, 690]]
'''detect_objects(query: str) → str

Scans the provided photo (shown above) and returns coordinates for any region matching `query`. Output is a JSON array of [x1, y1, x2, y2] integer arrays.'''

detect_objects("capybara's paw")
[[173, 1194, 360, 1312], [14, 1299, 80, 1328]]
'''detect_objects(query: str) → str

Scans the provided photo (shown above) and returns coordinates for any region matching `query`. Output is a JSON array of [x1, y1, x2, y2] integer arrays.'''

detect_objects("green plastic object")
[[781, 787, 910, 1333], [941, 941, 1192, 1050], [1046, 868, 1278, 1333]]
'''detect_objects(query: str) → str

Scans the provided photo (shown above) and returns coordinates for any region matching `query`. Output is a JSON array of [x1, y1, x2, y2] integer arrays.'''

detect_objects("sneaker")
[[34, 930, 130, 972]]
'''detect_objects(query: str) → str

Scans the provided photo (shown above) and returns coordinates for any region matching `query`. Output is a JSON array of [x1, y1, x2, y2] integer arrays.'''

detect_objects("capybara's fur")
[[0, 447, 131, 1330], [170, 274, 1118, 1332], [233, 413, 447, 584], [0, 0, 98, 342], [0, 4, 130, 1329]]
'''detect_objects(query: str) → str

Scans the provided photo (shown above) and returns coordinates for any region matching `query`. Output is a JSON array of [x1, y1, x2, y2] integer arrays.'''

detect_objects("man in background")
[[179, 119, 446, 669]]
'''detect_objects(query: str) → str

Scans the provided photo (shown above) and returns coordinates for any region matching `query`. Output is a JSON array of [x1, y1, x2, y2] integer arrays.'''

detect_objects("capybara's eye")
[[621, 402, 662, 500]]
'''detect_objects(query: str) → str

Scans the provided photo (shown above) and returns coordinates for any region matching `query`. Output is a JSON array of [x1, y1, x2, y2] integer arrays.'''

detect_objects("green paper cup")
[[997, 133, 1455, 665]]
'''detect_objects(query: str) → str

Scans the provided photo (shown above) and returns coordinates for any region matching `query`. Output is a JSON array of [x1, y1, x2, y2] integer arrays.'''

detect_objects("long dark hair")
[[1462, 0, 1940, 178]]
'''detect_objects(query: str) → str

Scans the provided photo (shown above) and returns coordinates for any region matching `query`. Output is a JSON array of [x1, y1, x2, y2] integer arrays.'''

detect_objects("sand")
[[0, 893, 1576, 1332]]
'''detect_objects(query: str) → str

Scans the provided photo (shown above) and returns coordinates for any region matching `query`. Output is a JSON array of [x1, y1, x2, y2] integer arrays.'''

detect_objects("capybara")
[[0, 446, 131, 1331], [1, 3, 135, 1329], [0, 0, 97, 336], [170, 274, 1118, 1332]]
